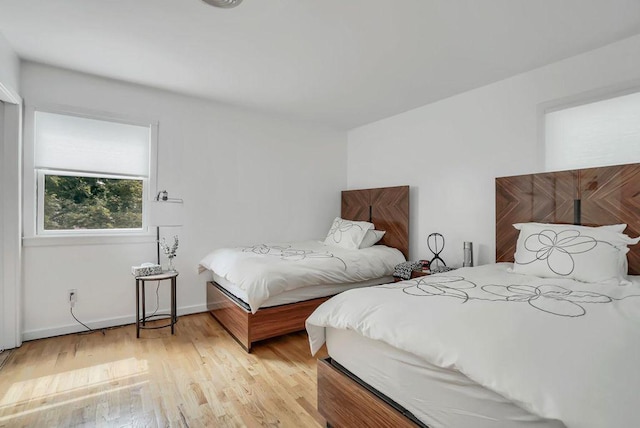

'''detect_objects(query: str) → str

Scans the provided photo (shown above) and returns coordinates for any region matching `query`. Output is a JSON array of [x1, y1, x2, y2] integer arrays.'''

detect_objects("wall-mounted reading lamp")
[[201, 0, 243, 8], [149, 190, 184, 265]]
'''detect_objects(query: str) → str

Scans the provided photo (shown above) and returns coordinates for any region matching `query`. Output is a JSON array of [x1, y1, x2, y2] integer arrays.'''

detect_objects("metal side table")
[[135, 271, 178, 338]]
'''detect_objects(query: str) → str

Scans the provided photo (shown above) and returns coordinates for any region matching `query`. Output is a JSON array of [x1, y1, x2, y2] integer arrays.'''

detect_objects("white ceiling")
[[1, 0, 639, 129]]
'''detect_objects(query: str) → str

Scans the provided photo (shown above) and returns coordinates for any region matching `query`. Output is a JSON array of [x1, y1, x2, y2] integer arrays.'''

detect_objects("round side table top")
[[135, 271, 179, 281]]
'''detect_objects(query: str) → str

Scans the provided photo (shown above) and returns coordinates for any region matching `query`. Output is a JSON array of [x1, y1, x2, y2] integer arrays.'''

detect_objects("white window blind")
[[34, 111, 150, 177], [544, 91, 640, 171]]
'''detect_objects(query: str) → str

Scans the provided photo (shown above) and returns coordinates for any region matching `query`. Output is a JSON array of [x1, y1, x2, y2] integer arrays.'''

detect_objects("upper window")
[[34, 111, 152, 235], [544, 91, 640, 171]]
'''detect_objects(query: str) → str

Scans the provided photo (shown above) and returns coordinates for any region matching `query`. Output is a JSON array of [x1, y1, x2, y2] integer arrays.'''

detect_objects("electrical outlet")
[[68, 289, 77, 307]]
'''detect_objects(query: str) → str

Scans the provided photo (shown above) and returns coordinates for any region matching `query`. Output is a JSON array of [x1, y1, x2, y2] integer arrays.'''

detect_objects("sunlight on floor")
[[0, 358, 148, 422]]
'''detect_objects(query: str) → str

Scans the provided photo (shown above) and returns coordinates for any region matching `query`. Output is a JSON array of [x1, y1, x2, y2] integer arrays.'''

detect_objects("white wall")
[[0, 33, 22, 350], [347, 34, 640, 267], [0, 100, 4, 347], [0, 32, 19, 99], [20, 62, 347, 340]]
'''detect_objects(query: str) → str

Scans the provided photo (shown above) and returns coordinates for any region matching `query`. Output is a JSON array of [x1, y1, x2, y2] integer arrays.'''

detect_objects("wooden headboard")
[[341, 185, 410, 259], [496, 163, 640, 275]]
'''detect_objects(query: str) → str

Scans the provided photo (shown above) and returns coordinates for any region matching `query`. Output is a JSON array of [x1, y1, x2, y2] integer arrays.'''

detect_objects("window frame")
[[23, 104, 158, 244]]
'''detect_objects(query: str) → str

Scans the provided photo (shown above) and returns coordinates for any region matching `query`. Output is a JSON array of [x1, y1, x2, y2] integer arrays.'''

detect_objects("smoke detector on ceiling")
[[201, 0, 243, 8]]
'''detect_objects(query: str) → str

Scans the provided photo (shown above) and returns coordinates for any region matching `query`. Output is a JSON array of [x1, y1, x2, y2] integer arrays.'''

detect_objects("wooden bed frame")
[[206, 185, 409, 352], [317, 163, 640, 427], [318, 358, 425, 428], [495, 162, 640, 274]]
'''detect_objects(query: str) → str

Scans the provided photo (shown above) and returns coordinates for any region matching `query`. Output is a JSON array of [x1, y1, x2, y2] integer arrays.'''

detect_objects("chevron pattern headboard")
[[496, 163, 640, 275], [341, 186, 410, 259]]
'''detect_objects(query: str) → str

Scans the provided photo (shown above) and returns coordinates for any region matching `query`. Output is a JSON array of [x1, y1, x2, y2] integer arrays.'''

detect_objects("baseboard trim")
[[21, 303, 208, 342]]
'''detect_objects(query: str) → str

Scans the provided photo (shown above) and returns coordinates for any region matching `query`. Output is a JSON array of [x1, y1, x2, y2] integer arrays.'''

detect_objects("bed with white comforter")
[[306, 263, 640, 428], [200, 240, 405, 313]]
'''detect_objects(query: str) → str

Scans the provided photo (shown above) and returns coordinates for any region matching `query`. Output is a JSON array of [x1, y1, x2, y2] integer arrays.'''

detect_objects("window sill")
[[23, 233, 156, 247]]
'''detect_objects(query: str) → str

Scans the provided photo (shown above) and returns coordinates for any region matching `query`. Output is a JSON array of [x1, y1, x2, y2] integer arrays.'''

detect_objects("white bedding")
[[327, 327, 563, 428], [199, 240, 404, 313], [307, 263, 640, 428]]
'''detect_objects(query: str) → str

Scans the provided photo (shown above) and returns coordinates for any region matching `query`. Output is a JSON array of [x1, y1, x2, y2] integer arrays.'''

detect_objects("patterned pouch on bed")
[[393, 261, 422, 280]]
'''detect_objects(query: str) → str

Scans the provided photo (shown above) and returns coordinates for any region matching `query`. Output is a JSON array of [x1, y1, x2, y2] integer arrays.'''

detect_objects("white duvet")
[[306, 263, 640, 428], [199, 240, 404, 313]]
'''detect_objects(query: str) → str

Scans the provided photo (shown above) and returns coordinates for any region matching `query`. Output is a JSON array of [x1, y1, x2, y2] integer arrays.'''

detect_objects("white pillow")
[[359, 230, 386, 249], [512, 223, 639, 284], [324, 217, 374, 250]]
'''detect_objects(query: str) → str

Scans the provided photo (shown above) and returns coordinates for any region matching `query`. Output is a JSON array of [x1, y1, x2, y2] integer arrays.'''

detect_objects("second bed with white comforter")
[[200, 240, 405, 313]]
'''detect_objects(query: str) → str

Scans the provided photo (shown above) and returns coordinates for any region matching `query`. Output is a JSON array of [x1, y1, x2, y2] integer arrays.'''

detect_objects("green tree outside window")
[[44, 175, 143, 230]]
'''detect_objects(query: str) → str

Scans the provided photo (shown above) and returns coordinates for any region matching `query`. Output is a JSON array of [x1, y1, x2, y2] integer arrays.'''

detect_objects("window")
[[41, 173, 144, 231], [33, 110, 153, 235], [544, 91, 640, 171]]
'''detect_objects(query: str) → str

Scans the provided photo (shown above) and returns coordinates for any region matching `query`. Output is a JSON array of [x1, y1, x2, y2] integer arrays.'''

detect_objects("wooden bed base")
[[317, 358, 425, 428], [206, 281, 330, 352]]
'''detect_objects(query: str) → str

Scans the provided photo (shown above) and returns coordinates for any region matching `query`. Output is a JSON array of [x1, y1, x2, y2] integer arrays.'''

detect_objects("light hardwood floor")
[[0, 313, 327, 427]]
